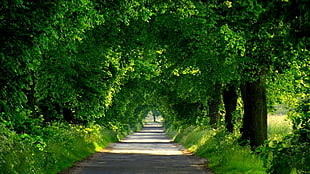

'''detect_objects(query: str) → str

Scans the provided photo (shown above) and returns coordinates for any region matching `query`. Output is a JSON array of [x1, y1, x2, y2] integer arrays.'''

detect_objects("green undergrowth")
[[0, 122, 142, 174], [165, 124, 266, 174], [267, 114, 292, 140], [165, 115, 295, 174]]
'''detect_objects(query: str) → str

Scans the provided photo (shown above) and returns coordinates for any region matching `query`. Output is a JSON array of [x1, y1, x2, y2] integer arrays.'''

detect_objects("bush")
[[261, 99, 310, 174], [165, 124, 266, 174], [261, 128, 310, 174], [0, 123, 119, 174]]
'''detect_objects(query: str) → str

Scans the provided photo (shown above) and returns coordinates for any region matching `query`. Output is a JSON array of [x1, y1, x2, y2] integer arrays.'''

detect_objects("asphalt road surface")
[[61, 122, 213, 174]]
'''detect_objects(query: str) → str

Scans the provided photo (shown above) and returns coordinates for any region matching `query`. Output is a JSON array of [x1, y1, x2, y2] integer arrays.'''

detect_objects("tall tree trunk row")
[[223, 85, 238, 133], [240, 78, 267, 148]]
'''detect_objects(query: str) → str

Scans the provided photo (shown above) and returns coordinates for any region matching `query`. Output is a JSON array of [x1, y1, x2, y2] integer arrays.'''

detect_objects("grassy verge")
[[267, 114, 292, 140], [0, 122, 142, 174], [165, 115, 292, 174], [166, 125, 266, 174]]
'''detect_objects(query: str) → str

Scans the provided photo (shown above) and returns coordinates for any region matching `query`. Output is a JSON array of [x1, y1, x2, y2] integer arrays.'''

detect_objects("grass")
[[165, 114, 293, 174], [0, 116, 292, 173], [267, 114, 292, 140], [0, 122, 142, 174], [166, 126, 266, 174]]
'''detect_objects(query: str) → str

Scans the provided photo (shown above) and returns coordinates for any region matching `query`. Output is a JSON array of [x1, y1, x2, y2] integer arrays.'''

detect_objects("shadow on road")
[[60, 122, 213, 174]]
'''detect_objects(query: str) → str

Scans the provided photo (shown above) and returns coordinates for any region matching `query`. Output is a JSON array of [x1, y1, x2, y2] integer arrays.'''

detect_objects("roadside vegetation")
[[1, 0, 309, 173], [0, 122, 142, 173], [165, 114, 293, 174], [268, 114, 292, 140]]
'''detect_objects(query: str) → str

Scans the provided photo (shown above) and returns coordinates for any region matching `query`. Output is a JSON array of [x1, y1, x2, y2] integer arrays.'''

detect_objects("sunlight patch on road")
[[133, 132, 166, 136], [109, 149, 184, 155], [120, 139, 171, 143]]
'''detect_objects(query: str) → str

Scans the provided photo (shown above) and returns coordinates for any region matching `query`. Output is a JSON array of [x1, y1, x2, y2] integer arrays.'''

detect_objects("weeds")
[[166, 125, 266, 174], [268, 114, 293, 140], [0, 122, 136, 174], [165, 115, 293, 174]]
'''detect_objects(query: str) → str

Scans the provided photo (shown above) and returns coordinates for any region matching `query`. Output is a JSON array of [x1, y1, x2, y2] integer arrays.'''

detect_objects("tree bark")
[[240, 79, 267, 148], [223, 85, 238, 133], [27, 70, 36, 117], [208, 83, 222, 126], [63, 107, 74, 123]]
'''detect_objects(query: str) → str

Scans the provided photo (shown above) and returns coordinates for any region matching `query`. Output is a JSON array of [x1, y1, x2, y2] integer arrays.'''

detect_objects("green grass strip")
[[0, 122, 142, 174], [165, 125, 266, 174]]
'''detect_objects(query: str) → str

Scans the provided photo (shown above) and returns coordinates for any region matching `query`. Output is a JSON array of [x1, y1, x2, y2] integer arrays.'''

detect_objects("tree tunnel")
[[1, 0, 309, 149]]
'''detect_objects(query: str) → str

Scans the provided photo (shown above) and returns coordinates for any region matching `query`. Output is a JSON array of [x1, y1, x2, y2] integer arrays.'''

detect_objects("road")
[[61, 122, 213, 174]]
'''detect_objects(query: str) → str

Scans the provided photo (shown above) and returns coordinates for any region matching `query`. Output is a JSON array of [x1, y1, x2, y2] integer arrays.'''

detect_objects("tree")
[[223, 84, 238, 133]]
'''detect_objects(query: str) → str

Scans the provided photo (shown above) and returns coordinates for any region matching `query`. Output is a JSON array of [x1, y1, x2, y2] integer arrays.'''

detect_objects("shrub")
[[261, 99, 310, 174], [165, 124, 266, 174], [0, 123, 119, 174], [261, 127, 310, 174]]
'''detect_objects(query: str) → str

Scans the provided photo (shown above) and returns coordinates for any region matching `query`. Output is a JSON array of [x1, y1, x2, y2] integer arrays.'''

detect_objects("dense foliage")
[[1, 0, 309, 173], [0, 122, 119, 173], [165, 124, 266, 174]]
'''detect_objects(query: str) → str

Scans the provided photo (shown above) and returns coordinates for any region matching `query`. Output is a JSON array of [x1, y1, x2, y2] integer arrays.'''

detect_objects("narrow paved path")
[[62, 122, 212, 174]]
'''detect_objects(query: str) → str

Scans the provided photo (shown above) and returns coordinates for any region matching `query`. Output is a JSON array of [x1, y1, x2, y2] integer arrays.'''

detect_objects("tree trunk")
[[63, 107, 74, 123], [223, 85, 238, 133], [153, 112, 156, 122], [27, 70, 36, 117], [208, 83, 222, 126], [240, 79, 267, 148]]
